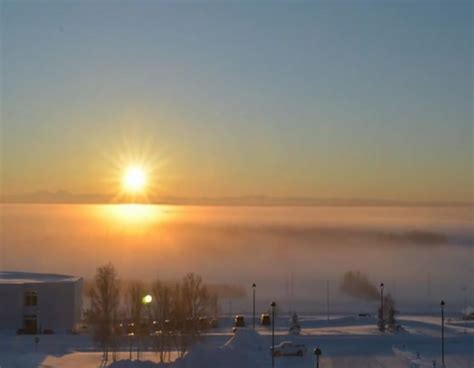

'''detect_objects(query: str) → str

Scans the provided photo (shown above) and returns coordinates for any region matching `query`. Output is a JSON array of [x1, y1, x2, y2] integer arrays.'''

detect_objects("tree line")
[[85, 263, 219, 362]]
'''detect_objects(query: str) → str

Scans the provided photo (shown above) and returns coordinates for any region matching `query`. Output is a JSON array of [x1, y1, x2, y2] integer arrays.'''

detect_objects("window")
[[24, 291, 38, 306], [23, 314, 38, 333]]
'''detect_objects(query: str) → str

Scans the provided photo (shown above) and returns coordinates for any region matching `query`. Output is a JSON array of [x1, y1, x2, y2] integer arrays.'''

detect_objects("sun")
[[122, 166, 147, 193], [105, 138, 166, 203]]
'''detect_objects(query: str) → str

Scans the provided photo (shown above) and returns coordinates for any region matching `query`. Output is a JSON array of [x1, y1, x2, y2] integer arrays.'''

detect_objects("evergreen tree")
[[385, 294, 397, 331], [377, 304, 385, 332]]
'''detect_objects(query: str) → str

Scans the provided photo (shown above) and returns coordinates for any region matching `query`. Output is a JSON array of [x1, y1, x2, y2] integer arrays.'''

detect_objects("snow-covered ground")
[[1, 314, 472, 368]]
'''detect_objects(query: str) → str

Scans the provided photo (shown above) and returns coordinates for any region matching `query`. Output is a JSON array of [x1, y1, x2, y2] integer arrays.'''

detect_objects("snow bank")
[[175, 328, 270, 368], [393, 346, 438, 368], [108, 359, 165, 368]]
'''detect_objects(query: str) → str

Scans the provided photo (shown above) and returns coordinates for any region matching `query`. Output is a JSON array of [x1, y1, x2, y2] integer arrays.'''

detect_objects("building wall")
[[74, 279, 83, 324], [0, 284, 23, 331], [0, 279, 83, 333]]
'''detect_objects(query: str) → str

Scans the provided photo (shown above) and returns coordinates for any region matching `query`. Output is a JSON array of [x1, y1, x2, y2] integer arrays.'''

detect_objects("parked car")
[[209, 318, 218, 328], [462, 312, 474, 320], [234, 315, 245, 327], [271, 341, 307, 357], [164, 319, 173, 331], [199, 317, 209, 330], [260, 313, 271, 326]]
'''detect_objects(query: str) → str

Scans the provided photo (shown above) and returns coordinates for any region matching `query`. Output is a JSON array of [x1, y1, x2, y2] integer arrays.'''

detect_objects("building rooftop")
[[0, 271, 81, 284]]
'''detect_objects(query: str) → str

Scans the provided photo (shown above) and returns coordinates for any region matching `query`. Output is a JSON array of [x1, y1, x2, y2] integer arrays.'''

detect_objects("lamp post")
[[326, 280, 330, 322], [252, 283, 256, 329], [143, 294, 153, 324], [380, 282, 385, 332], [440, 300, 445, 367], [462, 287, 467, 334], [127, 321, 135, 360], [140, 294, 153, 361], [128, 328, 134, 360], [314, 347, 322, 368], [271, 301, 276, 368]]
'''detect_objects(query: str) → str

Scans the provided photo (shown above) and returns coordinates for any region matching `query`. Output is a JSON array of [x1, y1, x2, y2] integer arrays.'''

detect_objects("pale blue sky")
[[1, 0, 472, 201]]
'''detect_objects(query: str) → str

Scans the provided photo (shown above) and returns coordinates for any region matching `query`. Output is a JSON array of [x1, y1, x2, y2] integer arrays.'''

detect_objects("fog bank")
[[0, 204, 472, 313]]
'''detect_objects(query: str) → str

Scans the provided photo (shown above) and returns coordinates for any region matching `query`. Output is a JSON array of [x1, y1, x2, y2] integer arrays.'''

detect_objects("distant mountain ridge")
[[0, 190, 108, 204], [0, 190, 471, 207]]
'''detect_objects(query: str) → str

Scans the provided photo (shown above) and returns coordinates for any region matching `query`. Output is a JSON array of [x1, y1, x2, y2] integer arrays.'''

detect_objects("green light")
[[142, 294, 152, 304]]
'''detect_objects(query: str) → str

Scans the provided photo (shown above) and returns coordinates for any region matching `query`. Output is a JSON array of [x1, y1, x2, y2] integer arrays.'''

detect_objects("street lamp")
[[271, 301, 276, 368], [127, 323, 135, 360], [142, 294, 153, 304], [314, 347, 322, 368], [138, 294, 153, 360], [252, 283, 256, 329], [462, 287, 467, 334], [380, 283, 385, 332], [440, 300, 445, 367], [143, 294, 153, 324]]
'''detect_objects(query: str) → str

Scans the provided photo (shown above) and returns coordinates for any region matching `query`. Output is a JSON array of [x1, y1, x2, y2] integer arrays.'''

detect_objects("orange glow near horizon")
[[98, 204, 168, 231]]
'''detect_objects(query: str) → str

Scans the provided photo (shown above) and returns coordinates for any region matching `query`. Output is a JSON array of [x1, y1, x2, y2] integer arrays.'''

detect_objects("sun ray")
[[102, 137, 166, 204]]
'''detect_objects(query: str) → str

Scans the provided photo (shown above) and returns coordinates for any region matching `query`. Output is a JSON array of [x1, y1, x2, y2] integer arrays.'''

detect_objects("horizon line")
[[0, 190, 472, 207]]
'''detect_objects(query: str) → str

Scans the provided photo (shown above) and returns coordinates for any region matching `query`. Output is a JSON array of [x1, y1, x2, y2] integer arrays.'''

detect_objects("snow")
[[0, 271, 80, 284], [393, 346, 437, 368], [168, 328, 270, 368], [109, 360, 167, 368], [1, 314, 472, 368]]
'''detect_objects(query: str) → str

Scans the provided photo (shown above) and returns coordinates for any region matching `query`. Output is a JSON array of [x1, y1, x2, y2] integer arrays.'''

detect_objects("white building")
[[0, 271, 82, 333]]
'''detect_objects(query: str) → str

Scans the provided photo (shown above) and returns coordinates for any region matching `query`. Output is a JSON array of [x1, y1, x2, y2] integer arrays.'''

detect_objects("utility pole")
[[326, 280, 330, 321], [380, 282, 385, 332], [427, 272, 431, 311], [290, 272, 295, 314], [428, 272, 431, 298], [252, 283, 256, 329], [314, 347, 322, 368], [462, 287, 467, 334], [129, 331, 133, 360], [440, 300, 445, 367], [271, 301, 276, 368]]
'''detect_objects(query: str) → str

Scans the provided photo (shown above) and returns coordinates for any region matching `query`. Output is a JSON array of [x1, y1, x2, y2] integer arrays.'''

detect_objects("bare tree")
[[173, 273, 214, 355], [182, 273, 210, 321], [209, 293, 219, 318], [126, 280, 146, 359], [93, 273, 219, 360], [171, 281, 189, 358], [152, 280, 172, 362], [127, 281, 146, 325], [88, 263, 120, 361], [85, 267, 218, 361]]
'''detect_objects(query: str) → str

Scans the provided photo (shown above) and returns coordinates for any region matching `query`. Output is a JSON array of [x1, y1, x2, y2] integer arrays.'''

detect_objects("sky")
[[0, 0, 472, 202]]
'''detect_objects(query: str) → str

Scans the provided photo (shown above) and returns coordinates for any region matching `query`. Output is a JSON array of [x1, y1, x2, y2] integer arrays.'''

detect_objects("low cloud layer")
[[1, 204, 471, 310]]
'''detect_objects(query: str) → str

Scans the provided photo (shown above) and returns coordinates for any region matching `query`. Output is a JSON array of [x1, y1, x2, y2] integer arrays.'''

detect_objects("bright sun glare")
[[109, 140, 162, 203], [122, 166, 147, 193]]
